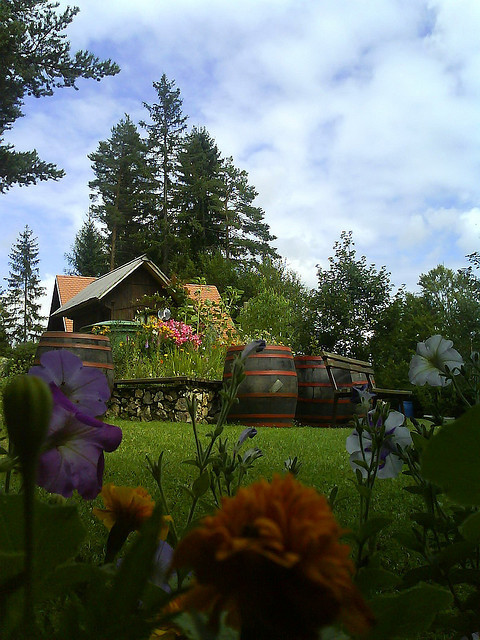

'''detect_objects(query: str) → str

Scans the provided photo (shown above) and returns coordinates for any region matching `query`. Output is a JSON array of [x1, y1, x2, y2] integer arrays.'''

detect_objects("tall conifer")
[[4, 226, 45, 343], [65, 214, 108, 276], [142, 75, 188, 270], [88, 115, 154, 270]]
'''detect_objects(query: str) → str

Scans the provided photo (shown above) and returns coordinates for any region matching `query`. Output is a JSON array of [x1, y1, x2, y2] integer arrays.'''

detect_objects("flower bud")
[[3, 375, 52, 465]]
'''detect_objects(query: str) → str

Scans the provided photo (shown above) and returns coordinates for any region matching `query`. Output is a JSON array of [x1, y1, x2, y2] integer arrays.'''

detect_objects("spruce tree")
[[219, 156, 278, 263], [88, 115, 155, 270], [4, 225, 45, 343], [0, 0, 119, 192], [141, 75, 188, 271], [65, 214, 109, 276], [176, 127, 224, 262]]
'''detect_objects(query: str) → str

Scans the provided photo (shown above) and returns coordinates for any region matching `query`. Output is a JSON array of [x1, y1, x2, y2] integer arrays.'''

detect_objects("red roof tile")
[[56, 275, 96, 332], [184, 284, 236, 336], [56, 275, 96, 306]]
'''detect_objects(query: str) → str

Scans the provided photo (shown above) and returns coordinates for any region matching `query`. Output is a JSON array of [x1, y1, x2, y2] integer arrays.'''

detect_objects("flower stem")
[[22, 467, 36, 635]]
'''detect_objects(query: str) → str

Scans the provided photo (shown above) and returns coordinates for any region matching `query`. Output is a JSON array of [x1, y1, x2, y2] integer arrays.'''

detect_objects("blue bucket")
[[403, 400, 414, 418]]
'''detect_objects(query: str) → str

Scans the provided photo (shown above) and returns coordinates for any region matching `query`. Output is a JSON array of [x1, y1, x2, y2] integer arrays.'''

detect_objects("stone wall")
[[107, 377, 222, 423]]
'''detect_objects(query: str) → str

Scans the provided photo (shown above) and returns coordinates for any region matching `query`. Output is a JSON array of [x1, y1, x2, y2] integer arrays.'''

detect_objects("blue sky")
[[2, 0, 480, 318]]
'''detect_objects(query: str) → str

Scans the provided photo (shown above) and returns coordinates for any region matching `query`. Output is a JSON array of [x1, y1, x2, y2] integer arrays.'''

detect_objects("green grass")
[[73, 419, 422, 572]]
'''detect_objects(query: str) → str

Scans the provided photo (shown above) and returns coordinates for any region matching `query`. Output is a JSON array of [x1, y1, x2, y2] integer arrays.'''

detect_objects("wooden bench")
[[320, 351, 412, 427]]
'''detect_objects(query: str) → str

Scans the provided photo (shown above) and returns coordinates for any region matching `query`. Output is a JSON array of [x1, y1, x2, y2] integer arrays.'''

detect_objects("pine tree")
[[65, 214, 109, 276], [176, 127, 224, 262], [219, 156, 278, 263], [141, 75, 188, 271], [0, 0, 119, 192], [88, 115, 155, 270], [4, 225, 45, 343]]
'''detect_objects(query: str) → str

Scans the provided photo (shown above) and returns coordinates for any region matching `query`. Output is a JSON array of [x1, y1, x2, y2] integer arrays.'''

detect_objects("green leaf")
[[98, 506, 164, 633], [394, 530, 423, 554], [37, 562, 103, 602], [192, 471, 211, 499], [355, 484, 372, 499], [368, 583, 452, 639], [0, 494, 85, 573], [402, 485, 426, 495], [357, 516, 392, 544], [421, 405, 480, 505], [355, 567, 400, 598], [460, 510, 480, 542], [410, 432, 428, 453], [433, 540, 476, 569], [182, 459, 201, 467], [401, 565, 441, 588], [409, 511, 436, 528]]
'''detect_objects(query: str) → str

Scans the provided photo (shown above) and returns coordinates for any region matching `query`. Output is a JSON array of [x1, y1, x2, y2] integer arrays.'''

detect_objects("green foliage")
[[65, 214, 109, 277], [176, 126, 225, 260], [88, 115, 155, 270], [141, 74, 188, 272], [419, 264, 480, 358], [218, 156, 278, 264], [229, 258, 313, 351], [110, 327, 228, 381], [311, 231, 393, 360], [2, 341, 37, 376], [421, 405, 480, 505], [236, 287, 296, 345], [0, 0, 119, 192], [3, 226, 45, 343]]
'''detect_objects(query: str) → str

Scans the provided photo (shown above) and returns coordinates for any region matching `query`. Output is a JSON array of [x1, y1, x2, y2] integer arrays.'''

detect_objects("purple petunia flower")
[[37, 386, 122, 499], [346, 410, 412, 479], [29, 350, 110, 417], [29, 350, 122, 499]]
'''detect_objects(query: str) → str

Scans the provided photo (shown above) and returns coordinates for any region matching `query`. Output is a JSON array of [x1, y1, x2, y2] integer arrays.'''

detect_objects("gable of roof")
[[56, 275, 96, 306], [52, 255, 170, 318]]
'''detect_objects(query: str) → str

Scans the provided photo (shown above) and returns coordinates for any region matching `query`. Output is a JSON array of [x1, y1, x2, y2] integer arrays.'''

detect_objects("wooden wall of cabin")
[[72, 302, 111, 332], [102, 268, 170, 321]]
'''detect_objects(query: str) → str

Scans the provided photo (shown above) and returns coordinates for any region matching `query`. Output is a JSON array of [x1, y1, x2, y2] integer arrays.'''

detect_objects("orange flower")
[[172, 474, 373, 640], [93, 483, 156, 533]]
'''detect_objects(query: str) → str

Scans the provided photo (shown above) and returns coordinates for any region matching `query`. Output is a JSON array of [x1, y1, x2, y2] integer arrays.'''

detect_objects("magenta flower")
[[29, 350, 110, 417], [37, 386, 122, 499]]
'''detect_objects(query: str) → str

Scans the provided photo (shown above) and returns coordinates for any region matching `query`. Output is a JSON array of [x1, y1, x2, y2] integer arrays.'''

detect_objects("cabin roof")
[[51, 255, 170, 318]]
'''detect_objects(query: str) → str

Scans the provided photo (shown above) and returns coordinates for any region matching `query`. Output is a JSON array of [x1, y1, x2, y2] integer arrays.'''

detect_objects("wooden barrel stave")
[[223, 345, 298, 427], [35, 331, 114, 390], [294, 355, 367, 427]]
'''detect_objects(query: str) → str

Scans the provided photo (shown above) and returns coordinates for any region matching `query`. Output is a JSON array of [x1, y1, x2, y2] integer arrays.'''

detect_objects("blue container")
[[403, 400, 414, 418]]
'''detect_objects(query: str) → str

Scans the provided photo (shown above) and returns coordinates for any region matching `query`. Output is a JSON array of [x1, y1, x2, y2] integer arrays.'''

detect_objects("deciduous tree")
[[311, 231, 393, 359]]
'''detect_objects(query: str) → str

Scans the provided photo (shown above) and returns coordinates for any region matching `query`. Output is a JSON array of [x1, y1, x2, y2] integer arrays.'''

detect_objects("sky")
[[2, 0, 480, 319]]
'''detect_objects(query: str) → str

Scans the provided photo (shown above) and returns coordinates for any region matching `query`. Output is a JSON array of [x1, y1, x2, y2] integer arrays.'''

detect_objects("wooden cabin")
[[48, 255, 235, 335]]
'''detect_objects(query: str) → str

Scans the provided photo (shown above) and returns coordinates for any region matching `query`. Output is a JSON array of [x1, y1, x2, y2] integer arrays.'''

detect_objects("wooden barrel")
[[35, 332, 114, 390], [294, 355, 368, 427], [223, 345, 298, 427]]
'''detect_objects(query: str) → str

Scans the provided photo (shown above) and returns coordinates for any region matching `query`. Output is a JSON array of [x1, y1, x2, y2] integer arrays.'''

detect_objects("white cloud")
[[1, 0, 480, 297]]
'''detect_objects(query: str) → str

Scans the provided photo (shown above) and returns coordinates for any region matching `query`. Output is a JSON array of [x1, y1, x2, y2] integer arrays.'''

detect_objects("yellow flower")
[[172, 474, 373, 639], [93, 483, 155, 533]]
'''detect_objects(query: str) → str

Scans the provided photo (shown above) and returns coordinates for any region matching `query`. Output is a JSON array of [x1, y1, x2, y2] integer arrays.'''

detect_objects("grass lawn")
[[74, 419, 422, 574]]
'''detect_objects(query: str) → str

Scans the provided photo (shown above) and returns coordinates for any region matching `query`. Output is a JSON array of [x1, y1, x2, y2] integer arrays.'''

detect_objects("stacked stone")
[[108, 381, 221, 423]]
